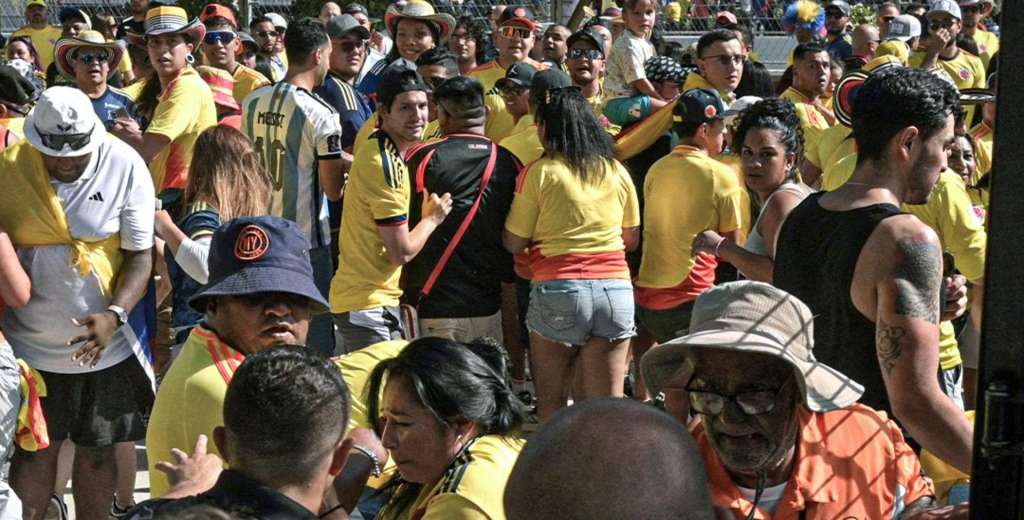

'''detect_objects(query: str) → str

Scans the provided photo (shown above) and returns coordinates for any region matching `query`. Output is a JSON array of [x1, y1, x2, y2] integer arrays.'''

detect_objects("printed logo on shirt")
[[326, 134, 342, 154], [88, 192, 104, 202], [959, 67, 970, 81], [257, 111, 285, 127]]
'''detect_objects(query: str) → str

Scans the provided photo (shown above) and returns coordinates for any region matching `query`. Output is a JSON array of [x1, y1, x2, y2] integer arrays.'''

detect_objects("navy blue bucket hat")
[[189, 216, 330, 313]]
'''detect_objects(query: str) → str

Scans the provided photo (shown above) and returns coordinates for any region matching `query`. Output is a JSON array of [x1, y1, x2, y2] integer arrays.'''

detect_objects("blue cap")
[[189, 216, 329, 313], [673, 88, 726, 124]]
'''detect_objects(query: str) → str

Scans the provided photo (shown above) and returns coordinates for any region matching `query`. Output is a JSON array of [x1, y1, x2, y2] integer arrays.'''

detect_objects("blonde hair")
[[184, 126, 272, 221]]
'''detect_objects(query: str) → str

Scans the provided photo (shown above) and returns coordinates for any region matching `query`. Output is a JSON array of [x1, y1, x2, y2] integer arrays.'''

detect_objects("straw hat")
[[384, 1, 456, 41], [126, 6, 206, 47], [54, 30, 124, 81]]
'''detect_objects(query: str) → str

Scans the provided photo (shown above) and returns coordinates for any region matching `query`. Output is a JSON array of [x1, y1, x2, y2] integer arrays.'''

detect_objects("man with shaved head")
[[504, 398, 715, 520]]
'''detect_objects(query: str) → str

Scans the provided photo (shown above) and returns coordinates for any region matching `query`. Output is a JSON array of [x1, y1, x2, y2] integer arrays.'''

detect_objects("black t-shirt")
[[117, 17, 145, 40], [403, 134, 521, 318], [126, 470, 318, 519]]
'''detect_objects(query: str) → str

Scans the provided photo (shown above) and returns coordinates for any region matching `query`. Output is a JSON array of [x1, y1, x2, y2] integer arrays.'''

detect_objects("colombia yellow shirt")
[[498, 121, 542, 166], [147, 325, 243, 497], [379, 434, 525, 520], [805, 119, 853, 174], [147, 66, 218, 191], [505, 155, 639, 281], [682, 72, 736, 104], [636, 145, 744, 310], [330, 130, 411, 313], [971, 29, 999, 71], [664, 1, 683, 23], [11, 25, 62, 71], [910, 49, 985, 124], [470, 59, 547, 143], [970, 121, 993, 181], [781, 87, 834, 160], [231, 63, 271, 105]]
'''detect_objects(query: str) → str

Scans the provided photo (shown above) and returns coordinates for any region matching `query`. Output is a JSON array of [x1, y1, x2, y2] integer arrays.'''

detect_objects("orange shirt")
[[696, 404, 934, 520]]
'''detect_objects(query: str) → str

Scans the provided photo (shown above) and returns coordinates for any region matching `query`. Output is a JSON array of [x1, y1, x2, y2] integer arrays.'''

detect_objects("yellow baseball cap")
[[26, 0, 47, 7]]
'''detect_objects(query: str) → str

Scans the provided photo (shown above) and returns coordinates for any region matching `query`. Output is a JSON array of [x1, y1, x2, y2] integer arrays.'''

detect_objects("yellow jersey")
[[330, 130, 411, 313], [147, 66, 218, 191], [780, 87, 834, 160], [231, 63, 271, 105], [682, 72, 736, 104], [970, 121, 993, 181], [910, 49, 986, 124], [970, 29, 999, 72], [498, 121, 542, 166]]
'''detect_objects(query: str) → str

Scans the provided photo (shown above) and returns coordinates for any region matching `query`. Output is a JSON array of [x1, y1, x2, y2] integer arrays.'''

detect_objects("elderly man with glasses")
[[641, 281, 968, 520], [199, 3, 269, 106]]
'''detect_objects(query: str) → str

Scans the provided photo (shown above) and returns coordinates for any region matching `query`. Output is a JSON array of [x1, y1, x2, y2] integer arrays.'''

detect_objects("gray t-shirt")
[[3, 136, 155, 374]]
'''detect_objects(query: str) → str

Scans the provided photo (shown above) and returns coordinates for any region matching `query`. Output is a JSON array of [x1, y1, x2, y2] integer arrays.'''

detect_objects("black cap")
[[496, 62, 538, 90], [567, 27, 608, 57], [378, 60, 430, 105], [673, 88, 726, 124], [529, 68, 573, 104], [189, 216, 329, 313], [0, 65, 36, 106], [58, 6, 89, 24], [341, 2, 370, 17]]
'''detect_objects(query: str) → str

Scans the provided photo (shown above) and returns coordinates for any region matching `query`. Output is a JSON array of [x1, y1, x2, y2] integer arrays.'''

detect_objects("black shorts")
[[38, 357, 153, 448]]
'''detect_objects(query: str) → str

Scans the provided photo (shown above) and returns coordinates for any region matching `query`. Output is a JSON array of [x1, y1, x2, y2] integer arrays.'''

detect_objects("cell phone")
[[112, 107, 131, 120]]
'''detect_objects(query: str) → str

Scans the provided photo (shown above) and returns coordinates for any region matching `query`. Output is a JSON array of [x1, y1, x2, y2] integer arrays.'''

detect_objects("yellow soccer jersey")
[[682, 72, 736, 104], [498, 122, 543, 166], [146, 326, 244, 497], [330, 130, 412, 313], [332, 339, 408, 432], [970, 121, 993, 181], [147, 66, 218, 191], [805, 121, 853, 173], [910, 49, 985, 124], [379, 435, 525, 520], [232, 63, 271, 105], [971, 29, 999, 72], [12, 25, 62, 71], [781, 87, 833, 160]]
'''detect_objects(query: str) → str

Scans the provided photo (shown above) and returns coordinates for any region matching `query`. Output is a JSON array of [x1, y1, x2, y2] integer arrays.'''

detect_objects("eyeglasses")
[[204, 31, 237, 45], [686, 378, 791, 416], [35, 125, 93, 152], [75, 51, 111, 65], [338, 39, 367, 53], [702, 54, 744, 66], [929, 19, 957, 30], [568, 48, 603, 60], [499, 84, 527, 97], [497, 26, 532, 39], [256, 30, 279, 39]]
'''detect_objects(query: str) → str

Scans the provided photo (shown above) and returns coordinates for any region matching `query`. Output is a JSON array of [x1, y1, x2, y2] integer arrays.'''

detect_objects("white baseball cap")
[[928, 0, 962, 20], [887, 14, 922, 42], [24, 86, 106, 158]]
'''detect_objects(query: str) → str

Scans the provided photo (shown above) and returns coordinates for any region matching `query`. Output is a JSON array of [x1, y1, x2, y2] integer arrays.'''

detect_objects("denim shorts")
[[526, 279, 636, 345]]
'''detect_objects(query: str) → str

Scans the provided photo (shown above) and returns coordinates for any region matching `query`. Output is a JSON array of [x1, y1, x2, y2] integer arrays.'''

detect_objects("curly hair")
[[733, 97, 805, 168], [852, 67, 958, 162]]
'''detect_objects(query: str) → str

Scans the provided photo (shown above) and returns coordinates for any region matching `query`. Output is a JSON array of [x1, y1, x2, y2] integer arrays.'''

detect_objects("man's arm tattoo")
[[876, 320, 905, 375], [893, 240, 942, 324]]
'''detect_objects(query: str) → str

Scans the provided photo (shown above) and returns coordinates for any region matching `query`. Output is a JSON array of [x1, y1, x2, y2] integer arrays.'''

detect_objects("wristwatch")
[[107, 305, 128, 327]]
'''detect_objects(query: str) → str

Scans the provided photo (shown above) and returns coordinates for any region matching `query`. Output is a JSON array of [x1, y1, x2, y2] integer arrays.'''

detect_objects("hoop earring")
[[186, 53, 195, 64]]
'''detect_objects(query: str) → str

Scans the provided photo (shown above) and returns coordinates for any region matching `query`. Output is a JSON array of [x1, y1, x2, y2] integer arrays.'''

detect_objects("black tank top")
[[773, 192, 903, 413]]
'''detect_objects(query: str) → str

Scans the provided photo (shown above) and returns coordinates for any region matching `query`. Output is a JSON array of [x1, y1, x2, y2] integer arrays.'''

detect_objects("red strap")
[[418, 143, 498, 307], [414, 149, 436, 193]]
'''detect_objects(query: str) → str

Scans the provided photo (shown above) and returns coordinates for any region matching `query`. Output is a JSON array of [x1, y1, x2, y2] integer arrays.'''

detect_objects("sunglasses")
[[961, 5, 980, 13], [256, 30, 279, 39], [686, 379, 791, 417], [498, 26, 532, 39], [930, 19, 957, 29], [499, 84, 527, 97], [204, 31, 237, 45], [568, 48, 603, 60], [702, 53, 744, 66], [36, 126, 92, 152], [76, 51, 111, 65], [880, 15, 896, 22], [339, 39, 367, 53]]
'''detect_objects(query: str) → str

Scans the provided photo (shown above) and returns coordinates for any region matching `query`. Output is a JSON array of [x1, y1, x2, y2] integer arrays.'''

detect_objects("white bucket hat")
[[23, 86, 106, 158], [641, 280, 865, 413]]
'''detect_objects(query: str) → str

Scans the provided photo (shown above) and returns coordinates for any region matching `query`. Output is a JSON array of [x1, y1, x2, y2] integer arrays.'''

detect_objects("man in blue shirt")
[[54, 30, 145, 130], [824, 0, 854, 61]]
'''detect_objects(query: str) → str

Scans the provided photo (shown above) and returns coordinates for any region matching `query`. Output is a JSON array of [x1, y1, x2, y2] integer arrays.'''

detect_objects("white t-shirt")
[[3, 136, 155, 374], [605, 30, 656, 99], [241, 82, 343, 249]]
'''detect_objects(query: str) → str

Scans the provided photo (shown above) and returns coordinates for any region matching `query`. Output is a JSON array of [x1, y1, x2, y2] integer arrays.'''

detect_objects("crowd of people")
[[0, 0, 1001, 517]]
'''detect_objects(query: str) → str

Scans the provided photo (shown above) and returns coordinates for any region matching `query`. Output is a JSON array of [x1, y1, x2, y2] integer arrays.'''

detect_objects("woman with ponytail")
[[503, 75, 641, 422], [365, 337, 526, 520], [692, 98, 812, 282]]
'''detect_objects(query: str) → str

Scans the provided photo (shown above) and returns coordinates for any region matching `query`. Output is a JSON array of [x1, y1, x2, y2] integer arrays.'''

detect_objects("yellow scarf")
[[0, 141, 122, 295]]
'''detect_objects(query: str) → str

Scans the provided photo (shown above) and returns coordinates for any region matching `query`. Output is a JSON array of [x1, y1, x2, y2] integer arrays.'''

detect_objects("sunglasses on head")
[[498, 26, 532, 39], [36, 125, 92, 152], [568, 47, 603, 60], [339, 39, 366, 53], [256, 30, 279, 39], [204, 31, 237, 45], [75, 51, 111, 65]]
